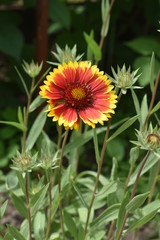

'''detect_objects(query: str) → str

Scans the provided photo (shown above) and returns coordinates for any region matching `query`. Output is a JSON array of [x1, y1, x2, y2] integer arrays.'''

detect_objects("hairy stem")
[[25, 173, 32, 240], [58, 129, 69, 240], [117, 150, 151, 240]]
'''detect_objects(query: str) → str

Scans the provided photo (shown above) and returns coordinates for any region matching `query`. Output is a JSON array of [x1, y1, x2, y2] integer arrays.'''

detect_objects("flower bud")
[[22, 60, 43, 78]]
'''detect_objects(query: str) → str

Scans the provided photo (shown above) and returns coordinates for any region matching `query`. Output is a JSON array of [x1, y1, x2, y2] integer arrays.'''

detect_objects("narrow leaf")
[[26, 106, 47, 150], [15, 66, 29, 97], [150, 101, 160, 115], [126, 192, 150, 213], [115, 192, 129, 239], [0, 121, 26, 131], [29, 95, 45, 113], [7, 225, 25, 240], [0, 200, 8, 219], [140, 94, 148, 126], [72, 182, 88, 209], [64, 211, 77, 238], [107, 115, 139, 142], [84, 32, 101, 61], [131, 89, 141, 118], [11, 193, 28, 219], [18, 106, 23, 124]]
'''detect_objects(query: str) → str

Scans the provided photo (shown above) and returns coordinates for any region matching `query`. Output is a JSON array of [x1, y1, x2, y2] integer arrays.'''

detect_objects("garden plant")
[[0, 0, 160, 240]]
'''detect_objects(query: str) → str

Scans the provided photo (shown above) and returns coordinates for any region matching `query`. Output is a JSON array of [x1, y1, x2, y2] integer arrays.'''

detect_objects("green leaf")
[[107, 115, 139, 142], [0, 120, 26, 131], [129, 153, 159, 186], [3, 233, 13, 240], [149, 52, 155, 92], [18, 106, 24, 124], [33, 211, 46, 240], [10, 193, 28, 219], [0, 200, 8, 219], [126, 37, 160, 57], [77, 225, 85, 240], [131, 89, 141, 119], [97, 181, 117, 198], [16, 171, 25, 195], [129, 147, 139, 165], [93, 128, 100, 164], [64, 211, 77, 238], [150, 101, 160, 115], [72, 182, 88, 209], [15, 66, 29, 97], [91, 204, 120, 228], [31, 184, 49, 216], [86, 30, 94, 62], [115, 192, 129, 239], [110, 157, 118, 181], [29, 96, 45, 113], [26, 107, 47, 150], [101, 0, 110, 37], [126, 192, 150, 213], [140, 94, 148, 126], [84, 32, 101, 61], [7, 225, 25, 240]]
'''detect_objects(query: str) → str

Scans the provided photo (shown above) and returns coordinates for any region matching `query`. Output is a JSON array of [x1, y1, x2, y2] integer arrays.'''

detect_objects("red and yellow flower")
[[39, 61, 117, 130]]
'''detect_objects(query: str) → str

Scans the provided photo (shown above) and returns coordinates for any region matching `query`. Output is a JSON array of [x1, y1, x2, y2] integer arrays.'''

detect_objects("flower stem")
[[144, 69, 160, 126], [45, 169, 52, 240], [58, 129, 69, 240], [117, 150, 151, 240], [84, 118, 112, 237], [25, 172, 32, 240], [22, 78, 35, 152]]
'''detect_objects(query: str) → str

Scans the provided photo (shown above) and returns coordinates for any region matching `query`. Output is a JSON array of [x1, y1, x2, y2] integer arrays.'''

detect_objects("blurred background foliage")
[[0, 0, 160, 174]]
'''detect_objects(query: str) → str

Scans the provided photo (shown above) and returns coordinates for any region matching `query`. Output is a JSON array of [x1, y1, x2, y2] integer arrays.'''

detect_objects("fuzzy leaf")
[[149, 52, 155, 92], [29, 95, 45, 113], [11, 193, 28, 219], [0, 120, 26, 131], [0, 200, 8, 219], [126, 192, 150, 213], [7, 225, 25, 240], [84, 32, 101, 61], [64, 211, 77, 238]]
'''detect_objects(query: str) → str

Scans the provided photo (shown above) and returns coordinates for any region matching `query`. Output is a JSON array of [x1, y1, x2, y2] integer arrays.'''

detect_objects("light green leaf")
[[0, 200, 8, 219], [87, 30, 94, 61], [31, 184, 49, 216], [97, 181, 117, 198], [18, 106, 24, 124], [77, 225, 85, 240], [15, 66, 29, 97], [126, 192, 150, 213], [16, 171, 25, 195], [3, 233, 13, 240], [128, 153, 159, 186], [64, 211, 77, 238], [150, 101, 160, 115], [129, 147, 139, 165], [140, 94, 148, 126], [11, 193, 28, 219], [29, 95, 45, 113], [0, 120, 26, 131], [101, 0, 110, 37], [7, 225, 25, 240], [131, 89, 141, 118], [33, 211, 46, 240], [115, 192, 129, 239], [84, 32, 101, 61], [91, 204, 120, 228], [110, 157, 118, 181], [26, 107, 47, 150], [107, 115, 139, 142], [149, 52, 155, 92], [72, 182, 88, 209]]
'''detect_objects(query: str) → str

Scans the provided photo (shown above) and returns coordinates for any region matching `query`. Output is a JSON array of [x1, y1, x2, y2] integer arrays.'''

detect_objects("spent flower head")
[[12, 151, 37, 172], [111, 64, 141, 94], [22, 60, 43, 78], [132, 124, 160, 154], [50, 44, 84, 65]]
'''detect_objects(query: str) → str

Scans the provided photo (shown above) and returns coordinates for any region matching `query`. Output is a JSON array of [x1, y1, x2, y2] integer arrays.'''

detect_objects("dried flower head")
[[23, 60, 43, 78], [39, 61, 117, 130], [111, 64, 141, 94]]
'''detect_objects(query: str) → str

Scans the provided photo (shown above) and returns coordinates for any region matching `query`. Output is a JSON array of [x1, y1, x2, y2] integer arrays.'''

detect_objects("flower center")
[[147, 133, 160, 144], [64, 83, 93, 110], [71, 87, 86, 100]]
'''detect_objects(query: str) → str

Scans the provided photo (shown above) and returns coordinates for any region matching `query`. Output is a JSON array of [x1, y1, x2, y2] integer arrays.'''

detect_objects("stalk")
[[25, 173, 32, 240], [117, 150, 151, 240], [45, 169, 52, 240], [58, 129, 69, 240]]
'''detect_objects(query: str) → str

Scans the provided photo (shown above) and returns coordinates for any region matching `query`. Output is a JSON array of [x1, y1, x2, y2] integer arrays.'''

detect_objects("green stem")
[[22, 78, 35, 152], [84, 118, 112, 237], [58, 129, 69, 240], [25, 173, 32, 240], [45, 169, 52, 240], [117, 150, 151, 240]]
